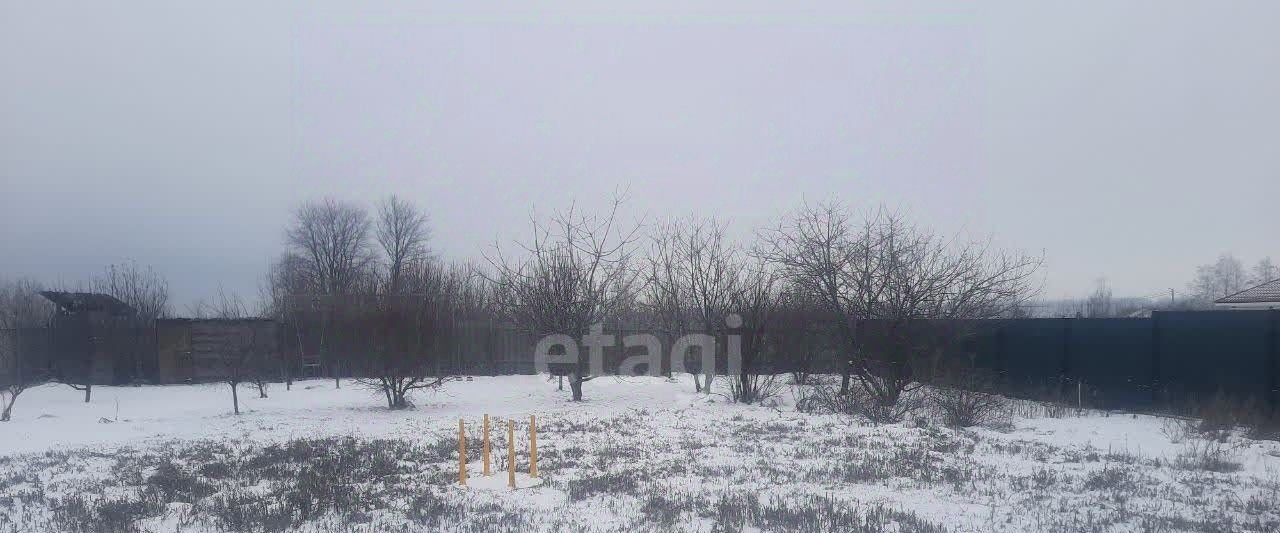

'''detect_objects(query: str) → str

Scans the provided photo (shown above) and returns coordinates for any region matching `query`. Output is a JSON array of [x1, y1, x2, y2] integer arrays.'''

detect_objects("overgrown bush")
[[794, 376, 922, 423], [929, 369, 1010, 428]]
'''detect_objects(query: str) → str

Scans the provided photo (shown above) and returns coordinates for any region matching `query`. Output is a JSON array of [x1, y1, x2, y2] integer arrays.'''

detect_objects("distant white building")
[[1215, 278, 1280, 309]]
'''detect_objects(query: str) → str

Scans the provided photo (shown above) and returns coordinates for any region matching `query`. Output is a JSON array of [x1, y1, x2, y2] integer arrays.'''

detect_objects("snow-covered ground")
[[1, 376, 1278, 532]]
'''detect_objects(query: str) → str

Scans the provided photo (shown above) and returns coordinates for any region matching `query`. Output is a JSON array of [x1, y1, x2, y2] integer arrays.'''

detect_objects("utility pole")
[[1169, 288, 1175, 307]]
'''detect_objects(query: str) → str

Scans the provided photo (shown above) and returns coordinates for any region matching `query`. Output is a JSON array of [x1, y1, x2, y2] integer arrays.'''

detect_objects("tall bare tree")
[[1188, 254, 1247, 304], [488, 198, 641, 401], [376, 195, 431, 293], [1250, 257, 1278, 285], [285, 199, 373, 386], [286, 198, 373, 295]]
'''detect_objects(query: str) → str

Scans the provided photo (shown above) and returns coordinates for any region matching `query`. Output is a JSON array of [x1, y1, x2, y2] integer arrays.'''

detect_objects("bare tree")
[[92, 262, 170, 321], [261, 253, 317, 390], [1250, 257, 1278, 285], [217, 320, 274, 415], [762, 204, 1041, 419], [727, 261, 781, 404], [855, 210, 1040, 417], [195, 287, 278, 399], [187, 285, 249, 319], [285, 199, 373, 386], [0, 279, 53, 421], [286, 198, 373, 295], [67, 262, 170, 394], [758, 202, 864, 394], [1085, 277, 1114, 318], [488, 198, 641, 401], [354, 260, 462, 409], [644, 217, 741, 392], [376, 195, 431, 293], [1188, 254, 1247, 304]]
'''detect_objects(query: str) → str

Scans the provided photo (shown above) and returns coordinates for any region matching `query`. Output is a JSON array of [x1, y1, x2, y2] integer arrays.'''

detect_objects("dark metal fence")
[[973, 310, 1280, 410], [7, 310, 1278, 413]]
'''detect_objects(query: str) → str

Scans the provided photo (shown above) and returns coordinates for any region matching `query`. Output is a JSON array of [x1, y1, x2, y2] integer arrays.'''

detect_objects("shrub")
[[929, 369, 1010, 428]]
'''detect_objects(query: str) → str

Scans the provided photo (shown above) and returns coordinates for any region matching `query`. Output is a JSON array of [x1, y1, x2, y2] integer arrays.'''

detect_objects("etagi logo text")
[[533, 314, 744, 379]]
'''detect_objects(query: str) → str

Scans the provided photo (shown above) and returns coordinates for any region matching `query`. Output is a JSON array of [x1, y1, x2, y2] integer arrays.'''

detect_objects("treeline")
[[5, 195, 1048, 419]]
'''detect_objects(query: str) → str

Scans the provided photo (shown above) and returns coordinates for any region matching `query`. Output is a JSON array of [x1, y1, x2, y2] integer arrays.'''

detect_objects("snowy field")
[[1, 376, 1278, 532]]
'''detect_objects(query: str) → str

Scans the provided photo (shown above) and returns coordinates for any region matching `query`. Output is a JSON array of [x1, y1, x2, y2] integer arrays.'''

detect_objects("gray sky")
[[2, 1, 1277, 310]]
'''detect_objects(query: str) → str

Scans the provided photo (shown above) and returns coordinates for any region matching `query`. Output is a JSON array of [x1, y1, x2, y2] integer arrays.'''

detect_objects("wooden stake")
[[529, 414, 538, 477], [483, 414, 491, 476], [507, 419, 517, 489], [458, 419, 467, 486]]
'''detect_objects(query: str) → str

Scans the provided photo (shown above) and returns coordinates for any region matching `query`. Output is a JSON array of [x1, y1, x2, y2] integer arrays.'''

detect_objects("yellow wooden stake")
[[483, 414, 491, 476], [458, 419, 467, 486], [529, 414, 538, 477], [507, 419, 517, 489]]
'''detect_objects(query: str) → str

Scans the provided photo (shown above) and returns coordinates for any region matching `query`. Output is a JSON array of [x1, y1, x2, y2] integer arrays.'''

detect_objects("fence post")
[[507, 419, 516, 489], [483, 414, 491, 476], [458, 419, 467, 486]]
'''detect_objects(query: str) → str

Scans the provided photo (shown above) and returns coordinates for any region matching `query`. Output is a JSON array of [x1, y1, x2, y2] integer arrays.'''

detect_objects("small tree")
[[644, 217, 742, 392], [762, 204, 1040, 419], [218, 321, 272, 415], [727, 262, 780, 404], [354, 260, 462, 409], [91, 262, 169, 389], [0, 279, 52, 421], [489, 198, 640, 401]]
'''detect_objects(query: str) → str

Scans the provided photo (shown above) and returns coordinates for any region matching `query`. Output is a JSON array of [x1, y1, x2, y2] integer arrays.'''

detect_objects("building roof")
[[39, 291, 135, 315], [1215, 278, 1280, 304]]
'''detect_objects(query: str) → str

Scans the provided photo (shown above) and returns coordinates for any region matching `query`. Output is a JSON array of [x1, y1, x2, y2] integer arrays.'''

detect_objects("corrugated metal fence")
[[973, 310, 1280, 410]]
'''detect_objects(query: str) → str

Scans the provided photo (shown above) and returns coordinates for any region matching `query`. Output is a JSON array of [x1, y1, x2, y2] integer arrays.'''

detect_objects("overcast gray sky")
[[2, 1, 1277, 310]]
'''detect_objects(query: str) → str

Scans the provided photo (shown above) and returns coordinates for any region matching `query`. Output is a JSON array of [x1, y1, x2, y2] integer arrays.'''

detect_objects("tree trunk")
[[257, 382, 268, 399], [557, 375, 563, 391], [231, 383, 240, 415], [83, 384, 92, 403], [840, 371, 851, 395], [569, 375, 584, 401], [693, 373, 702, 393]]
